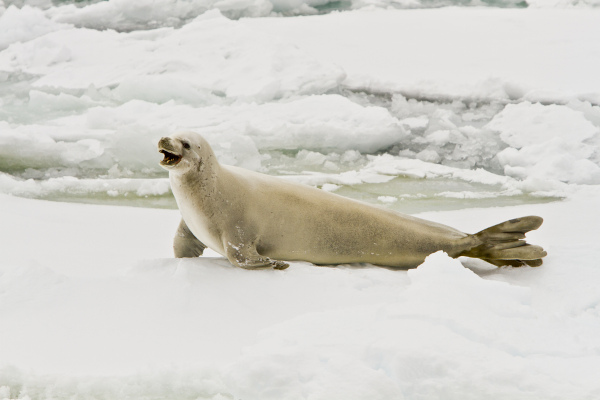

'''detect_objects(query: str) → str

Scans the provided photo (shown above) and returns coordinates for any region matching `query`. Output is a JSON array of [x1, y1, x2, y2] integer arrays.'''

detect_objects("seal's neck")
[[175, 161, 218, 191], [170, 153, 221, 204]]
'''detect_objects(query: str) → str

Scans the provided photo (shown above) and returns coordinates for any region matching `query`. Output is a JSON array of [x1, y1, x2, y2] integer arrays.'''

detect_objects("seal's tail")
[[464, 216, 547, 267]]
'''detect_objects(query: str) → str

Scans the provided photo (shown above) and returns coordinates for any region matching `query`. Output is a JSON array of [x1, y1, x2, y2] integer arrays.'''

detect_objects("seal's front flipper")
[[271, 260, 290, 270], [224, 242, 289, 270], [173, 218, 207, 258], [464, 216, 547, 267]]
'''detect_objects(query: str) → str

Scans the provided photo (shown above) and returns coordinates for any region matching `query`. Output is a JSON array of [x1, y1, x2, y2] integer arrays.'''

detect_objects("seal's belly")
[[254, 199, 467, 267]]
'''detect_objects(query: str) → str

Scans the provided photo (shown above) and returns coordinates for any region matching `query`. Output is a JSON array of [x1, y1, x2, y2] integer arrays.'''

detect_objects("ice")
[[236, 95, 405, 152], [528, 0, 600, 7], [45, 0, 272, 31], [5, 89, 598, 203], [0, 94, 405, 194], [3, 189, 600, 399], [0, 5, 68, 50], [2, 3, 600, 398], [226, 194, 600, 399], [2, 7, 600, 205], [487, 101, 600, 184], [378, 195, 397, 203], [244, 9, 600, 103], [5, 0, 599, 33], [0, 172, 171, 199], [0, 10, 344, 99], [226, 253, 542, 399]]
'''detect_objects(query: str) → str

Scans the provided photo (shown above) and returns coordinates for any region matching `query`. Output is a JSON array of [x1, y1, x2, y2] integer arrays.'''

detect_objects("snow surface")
[[2, 1, 600, 399], [2, 188, 600, 399], [3, 0, 598, 32], [243, 9, 600, 104]]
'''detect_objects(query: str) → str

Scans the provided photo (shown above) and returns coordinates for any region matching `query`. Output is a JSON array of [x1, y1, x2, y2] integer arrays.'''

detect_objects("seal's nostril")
[[158, 137, 171, 148]]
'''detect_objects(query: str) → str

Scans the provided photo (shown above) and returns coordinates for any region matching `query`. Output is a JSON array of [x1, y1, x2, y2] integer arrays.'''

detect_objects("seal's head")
[[158, 132, 211, 173]]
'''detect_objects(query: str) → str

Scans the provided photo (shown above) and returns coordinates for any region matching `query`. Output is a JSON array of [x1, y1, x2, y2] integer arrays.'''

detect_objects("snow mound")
[[236, 95, 406, 152], [487, 102, 600, 184], [0, 367, 229, 400], [0, 5, 69, 51], [528, 0, 600, 7], [244, 9, 600, 105], [0, 172, 171, 199], [391, 95, 507, 171], [0, 94, 404, 192], [225, 251, 599, 399], [0, 10, 344, 101], [47, 0, 273, 31], [7, 0, 599, 34]]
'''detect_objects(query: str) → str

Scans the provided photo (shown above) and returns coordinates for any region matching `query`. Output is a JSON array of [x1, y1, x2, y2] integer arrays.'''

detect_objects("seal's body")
[[159, 132, 547, 270]]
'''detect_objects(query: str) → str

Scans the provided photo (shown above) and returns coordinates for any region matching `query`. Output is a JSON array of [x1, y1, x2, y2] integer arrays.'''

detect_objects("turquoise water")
[[39, 174, 559, 214]]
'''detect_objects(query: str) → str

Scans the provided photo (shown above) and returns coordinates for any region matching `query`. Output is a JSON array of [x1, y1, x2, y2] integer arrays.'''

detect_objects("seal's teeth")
[[159, 149, 182, 166]]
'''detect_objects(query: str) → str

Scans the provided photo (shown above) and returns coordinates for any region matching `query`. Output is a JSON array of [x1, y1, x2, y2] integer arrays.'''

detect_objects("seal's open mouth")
[[160, 149, 182, 166]]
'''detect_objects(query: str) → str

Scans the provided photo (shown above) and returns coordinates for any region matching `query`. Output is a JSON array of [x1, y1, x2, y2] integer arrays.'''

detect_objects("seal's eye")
[[182, 141, 190, 149]]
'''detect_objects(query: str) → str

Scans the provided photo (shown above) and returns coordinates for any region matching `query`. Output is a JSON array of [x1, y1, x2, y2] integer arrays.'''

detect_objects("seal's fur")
[[159, 132, 546, 270]]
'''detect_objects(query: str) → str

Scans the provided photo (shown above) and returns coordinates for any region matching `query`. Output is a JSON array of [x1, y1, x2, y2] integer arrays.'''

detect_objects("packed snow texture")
[[2, 189, 600, 399], [488, 101, 600, 184]]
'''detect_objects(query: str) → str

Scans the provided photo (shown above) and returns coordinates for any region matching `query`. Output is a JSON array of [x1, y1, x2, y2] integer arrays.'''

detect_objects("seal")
[[159, 132, 547, 270]]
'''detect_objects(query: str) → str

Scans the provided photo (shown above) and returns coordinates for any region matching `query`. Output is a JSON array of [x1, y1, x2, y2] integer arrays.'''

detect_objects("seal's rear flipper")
[[483, 258, 544, 268], [174, 219, 207, 258], [464, 216, 547, 267]]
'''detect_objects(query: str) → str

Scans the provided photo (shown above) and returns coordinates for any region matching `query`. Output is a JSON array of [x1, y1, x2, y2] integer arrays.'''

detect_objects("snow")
[[243, 9, 600, 104], [2, 188, 600, 399], [2, 1, 600, 398], [488, 102, 600, 184], [3, 0, 598, 33], [2, 7, 600, 205], [0, 6, 68, 51], [0, 9, 344, 99], [46, 0, 273, 30]]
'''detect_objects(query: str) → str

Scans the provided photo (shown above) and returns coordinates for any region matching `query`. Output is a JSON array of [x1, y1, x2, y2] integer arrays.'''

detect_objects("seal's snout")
[[158, 137, 172, 150], [158, 136, 182, 167]]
